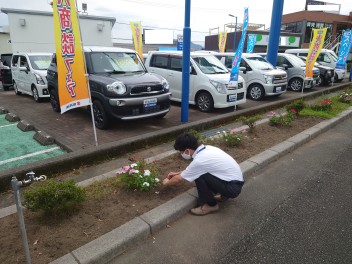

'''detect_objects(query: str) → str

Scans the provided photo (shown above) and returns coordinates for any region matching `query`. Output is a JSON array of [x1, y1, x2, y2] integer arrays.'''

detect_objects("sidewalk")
[[49, 106, 352, 264]]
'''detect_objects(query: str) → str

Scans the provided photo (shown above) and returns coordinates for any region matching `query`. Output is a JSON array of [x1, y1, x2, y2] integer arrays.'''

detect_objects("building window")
[[304, 21, 334, 43]]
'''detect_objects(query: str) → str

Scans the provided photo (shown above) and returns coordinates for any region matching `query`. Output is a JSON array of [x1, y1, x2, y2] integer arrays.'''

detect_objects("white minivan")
[[11, 52, 52, 102], [215, 52, 288, 100], [284, 48, 345, 82], [144, 51, 246, 112]]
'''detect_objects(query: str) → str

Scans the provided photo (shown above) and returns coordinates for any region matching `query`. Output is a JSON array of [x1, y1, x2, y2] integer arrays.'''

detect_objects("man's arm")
[[162, 173, 184, 186]]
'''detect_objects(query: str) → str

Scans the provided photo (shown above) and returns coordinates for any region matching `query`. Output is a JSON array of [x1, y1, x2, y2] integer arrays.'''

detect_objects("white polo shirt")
[[180, 145, 243, 182]]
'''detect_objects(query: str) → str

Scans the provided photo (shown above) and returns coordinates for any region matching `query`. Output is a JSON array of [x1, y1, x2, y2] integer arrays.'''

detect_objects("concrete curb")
[[50, 106, 352, 264]]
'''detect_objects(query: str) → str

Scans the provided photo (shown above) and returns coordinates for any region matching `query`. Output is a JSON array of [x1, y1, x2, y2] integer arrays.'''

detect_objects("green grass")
[[300, 96, 351, 119]]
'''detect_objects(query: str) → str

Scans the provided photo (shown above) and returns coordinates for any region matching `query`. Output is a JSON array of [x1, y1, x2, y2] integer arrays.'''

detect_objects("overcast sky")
[[0, 0, 351, 45]]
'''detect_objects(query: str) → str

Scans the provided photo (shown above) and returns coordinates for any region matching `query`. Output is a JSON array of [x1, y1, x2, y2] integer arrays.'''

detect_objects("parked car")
[[47, 46, 171, 129], [215, 52, 287, 100], [258, 53, 320, 92], [0, 53, 13, 90], [285, 48, 345, 82], [297, 55, 335, 86], [144, 51, 246, 112], [11, 52, 52, 101]]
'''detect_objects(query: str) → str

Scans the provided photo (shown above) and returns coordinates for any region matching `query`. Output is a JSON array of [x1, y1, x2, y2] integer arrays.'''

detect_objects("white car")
[[215, 52, 288, 100], [144, 51, 246, 112], [11, 52, 52, 102], [285, 48, 345, 82]]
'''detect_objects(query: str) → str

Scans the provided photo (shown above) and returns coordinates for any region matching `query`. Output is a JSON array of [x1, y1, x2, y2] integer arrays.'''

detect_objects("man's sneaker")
[[190, 204, 219, 216], [214, 194, 229, 202]]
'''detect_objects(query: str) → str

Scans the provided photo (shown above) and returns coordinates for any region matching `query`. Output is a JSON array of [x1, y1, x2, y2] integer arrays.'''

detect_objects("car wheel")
[[32, 87, 40, 102], [49, 89, 61, 112], [93, 100, 109, 129], [289, 78, 303, 91], [248, 84, 265, 100], [13, 81, 22, 95], [196, 91, 214, 112]]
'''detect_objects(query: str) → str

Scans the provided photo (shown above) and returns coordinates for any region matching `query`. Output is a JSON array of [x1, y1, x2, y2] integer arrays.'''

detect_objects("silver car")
[[258, 53, 320, 92]]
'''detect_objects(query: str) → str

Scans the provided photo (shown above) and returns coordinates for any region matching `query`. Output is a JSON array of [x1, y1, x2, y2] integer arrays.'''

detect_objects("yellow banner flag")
[[218, 32, 227, 52], [306, 28, 327, 78], [53, 0, 90, 114], [130, 22, 143, 59]]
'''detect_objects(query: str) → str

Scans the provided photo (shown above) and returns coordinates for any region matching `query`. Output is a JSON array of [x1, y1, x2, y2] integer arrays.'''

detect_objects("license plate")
[[228, 94, 237, 102], [276, 86, 281, 93], [143, 98, 157, 108]]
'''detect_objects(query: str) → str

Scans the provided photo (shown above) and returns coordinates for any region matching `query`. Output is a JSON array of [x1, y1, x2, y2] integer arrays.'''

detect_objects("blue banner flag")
[[336, 30, 352, 70], [229, 7, 248, 87], [246, 34, 257, 53]]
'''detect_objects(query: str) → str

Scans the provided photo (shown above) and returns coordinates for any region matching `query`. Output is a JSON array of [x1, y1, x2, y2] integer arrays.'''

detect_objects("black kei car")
[[0, 53, 13, 90], [298, 56, 335, 86], [47, 46, 171, 129]]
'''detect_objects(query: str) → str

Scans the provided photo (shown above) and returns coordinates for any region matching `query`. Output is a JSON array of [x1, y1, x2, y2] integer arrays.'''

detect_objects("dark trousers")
[[195, 173, 244, 206]]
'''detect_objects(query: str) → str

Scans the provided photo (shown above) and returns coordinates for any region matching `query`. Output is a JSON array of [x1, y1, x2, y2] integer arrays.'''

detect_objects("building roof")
[[0, 7, 116, 25]]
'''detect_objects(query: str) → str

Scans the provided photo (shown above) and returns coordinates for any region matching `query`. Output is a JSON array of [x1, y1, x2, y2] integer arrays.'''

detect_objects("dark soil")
[[0, 116, 325, 264]]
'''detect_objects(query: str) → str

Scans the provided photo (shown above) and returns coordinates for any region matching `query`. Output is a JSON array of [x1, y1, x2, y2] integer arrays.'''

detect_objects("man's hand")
[[167, 171, 181, 179], [163, 172, 184, 187], [162, 178, 170, 186]]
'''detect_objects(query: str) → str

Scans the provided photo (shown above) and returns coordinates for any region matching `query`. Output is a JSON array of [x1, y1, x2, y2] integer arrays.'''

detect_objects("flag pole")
[[74, 0, 98, 147]]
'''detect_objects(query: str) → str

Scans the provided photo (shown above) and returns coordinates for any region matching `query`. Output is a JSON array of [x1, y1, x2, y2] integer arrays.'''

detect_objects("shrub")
[[117, 160, 160, 191], [188, 129, 207, 144], [23, 179, 86, 215], [267, 111, 294, 127], [285, 100, 305, 115], [239, 115, 261, 133], [310, 99, 333, 112], [218, 129, 243, 147]]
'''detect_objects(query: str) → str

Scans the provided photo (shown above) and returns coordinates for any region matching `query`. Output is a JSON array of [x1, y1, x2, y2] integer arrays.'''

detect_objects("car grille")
[[313, 71, 320, 78], [273, 74, 287, 84], [237, 92, 245, 100], [130, 84, 164, 95], [227, 82, 243, 90]]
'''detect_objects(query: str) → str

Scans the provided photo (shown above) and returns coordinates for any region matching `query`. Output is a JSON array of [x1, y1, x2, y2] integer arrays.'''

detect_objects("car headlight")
[[161, 78, 169, 91], [210, 79, 227, 94], [106, 81, 126, 95], [34, 73, 45, 85], [264, 75, 273, 84]]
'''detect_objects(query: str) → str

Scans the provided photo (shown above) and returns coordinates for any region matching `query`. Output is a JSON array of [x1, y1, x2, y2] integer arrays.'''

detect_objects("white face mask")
[[181, 150, 192, 160]]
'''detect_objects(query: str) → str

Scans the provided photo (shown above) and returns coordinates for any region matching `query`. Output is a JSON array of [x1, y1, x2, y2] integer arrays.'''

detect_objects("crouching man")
[[162, 133, 244, 216]]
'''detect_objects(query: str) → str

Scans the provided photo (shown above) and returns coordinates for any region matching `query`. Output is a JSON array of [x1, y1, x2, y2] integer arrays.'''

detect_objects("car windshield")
[[246, 56, 274, 70], [298, 56, 320, 66], [28, 55, 52, 70], [328, 51, 338, 62], [192, 55, 229, 74], [91, 52, 145, 74], [286, 54, 306, 67]]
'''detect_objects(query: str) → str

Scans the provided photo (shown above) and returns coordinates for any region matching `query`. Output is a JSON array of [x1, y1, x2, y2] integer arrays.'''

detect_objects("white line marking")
[[0, 123, 17, 128], [0, 147, 60, 166]]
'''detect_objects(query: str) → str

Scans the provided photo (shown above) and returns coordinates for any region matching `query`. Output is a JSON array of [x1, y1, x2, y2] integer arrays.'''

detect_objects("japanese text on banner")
[[53, 0, 90, 114], [218, 32, 227, 53], [306, 28, 327, 78], [229, 7, 248, 88], [130, 22, 143, 59], [336, 30, 352, 70]]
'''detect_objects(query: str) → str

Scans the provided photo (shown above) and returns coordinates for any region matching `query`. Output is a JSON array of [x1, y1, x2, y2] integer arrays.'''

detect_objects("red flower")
[[290, 108, 296, 113]]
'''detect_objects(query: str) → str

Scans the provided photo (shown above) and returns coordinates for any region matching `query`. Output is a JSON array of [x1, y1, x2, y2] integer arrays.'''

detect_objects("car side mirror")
[[279, 64, 288, 70], [239, 66, 246, 74], [19, 66, 29, 72]]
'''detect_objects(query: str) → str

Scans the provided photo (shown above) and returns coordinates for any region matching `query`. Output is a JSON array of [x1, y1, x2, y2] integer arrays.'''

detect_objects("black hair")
[[174, 133, 199, 151]]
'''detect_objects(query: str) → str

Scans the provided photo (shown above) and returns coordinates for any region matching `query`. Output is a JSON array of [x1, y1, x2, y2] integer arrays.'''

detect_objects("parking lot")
[[0, 114, 65, 171], [0, 80, 349, 153]]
